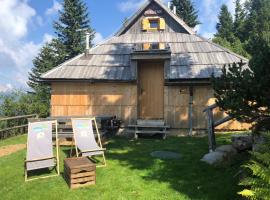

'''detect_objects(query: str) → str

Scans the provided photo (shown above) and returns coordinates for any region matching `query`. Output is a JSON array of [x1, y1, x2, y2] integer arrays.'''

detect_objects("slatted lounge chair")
[[25, 120, 59, 181], [71, 118, 106, 167]]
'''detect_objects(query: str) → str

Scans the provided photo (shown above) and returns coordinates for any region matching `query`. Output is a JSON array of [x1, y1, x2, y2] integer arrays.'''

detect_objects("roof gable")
[[115, 0, 195, 36]]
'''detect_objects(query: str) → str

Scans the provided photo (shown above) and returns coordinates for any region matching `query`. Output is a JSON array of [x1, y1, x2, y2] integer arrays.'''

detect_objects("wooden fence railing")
[[203, 104, 233, 152], [0, 114, 38, 140]]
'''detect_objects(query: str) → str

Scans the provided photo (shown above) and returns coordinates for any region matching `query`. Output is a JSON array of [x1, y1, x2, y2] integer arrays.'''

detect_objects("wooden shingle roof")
[[41, 32, 248, 81], [41, 0, 248, 82]]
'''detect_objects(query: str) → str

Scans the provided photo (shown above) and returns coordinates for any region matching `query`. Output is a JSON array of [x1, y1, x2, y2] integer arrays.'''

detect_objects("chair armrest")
[[81, 148, 106, 153], [25, 156, 56, 163]]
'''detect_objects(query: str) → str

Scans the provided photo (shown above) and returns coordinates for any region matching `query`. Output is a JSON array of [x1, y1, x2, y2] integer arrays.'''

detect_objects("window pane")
[[151, 43, 159, 49], [149, 20, 159, 29]]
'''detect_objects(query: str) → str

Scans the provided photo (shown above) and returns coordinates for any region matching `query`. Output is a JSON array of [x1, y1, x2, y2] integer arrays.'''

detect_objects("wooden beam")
[[206, 108, 216, 152], [131, 51, 171, 60], [188, 86, 193, 136], [214, 116, 233, 127], [0, 114, 38, 122], [203, 104, 217, 112], [0, 124, 28, 133]]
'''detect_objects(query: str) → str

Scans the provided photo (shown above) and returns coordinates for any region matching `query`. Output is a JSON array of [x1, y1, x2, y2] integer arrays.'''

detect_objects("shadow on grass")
[[106, 134, 248, 200], [26, 166, 58, 180]]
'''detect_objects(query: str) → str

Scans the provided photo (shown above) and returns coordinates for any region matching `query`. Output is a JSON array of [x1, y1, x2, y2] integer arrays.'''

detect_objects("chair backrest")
[[26, 121, 55, 170], [72, 118, 100, 151]]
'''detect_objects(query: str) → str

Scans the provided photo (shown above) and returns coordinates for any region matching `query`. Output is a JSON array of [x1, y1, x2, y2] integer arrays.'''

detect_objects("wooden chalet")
[[41, 0, 249, 132]]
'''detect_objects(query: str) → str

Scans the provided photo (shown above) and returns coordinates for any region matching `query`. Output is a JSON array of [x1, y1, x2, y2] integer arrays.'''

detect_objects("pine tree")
[[211, 0, 270, 124], [28, 0, 94, 117], [28, 39, 65, 94], [215, 4, 235, 43], [171, 0, 200, 28], [234, 0, 246, 41], [54, 0, 94, 60], [213, 3, 249, 57], [27, 39, 65, 116]]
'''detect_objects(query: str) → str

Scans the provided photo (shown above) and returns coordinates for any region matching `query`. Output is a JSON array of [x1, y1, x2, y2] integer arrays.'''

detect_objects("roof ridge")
[[115, 0, 195, 36]]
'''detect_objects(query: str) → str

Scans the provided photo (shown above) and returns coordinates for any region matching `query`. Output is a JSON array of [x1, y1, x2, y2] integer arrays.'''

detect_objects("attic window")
[[143, 43, 166, 50], [149, 19, 159, 29], [142, 17, 165, 31]]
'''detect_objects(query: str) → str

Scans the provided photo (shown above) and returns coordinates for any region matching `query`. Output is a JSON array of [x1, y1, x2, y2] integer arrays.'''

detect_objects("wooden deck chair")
[[25, 120, 59, 181], [71, 118, 106, 167]]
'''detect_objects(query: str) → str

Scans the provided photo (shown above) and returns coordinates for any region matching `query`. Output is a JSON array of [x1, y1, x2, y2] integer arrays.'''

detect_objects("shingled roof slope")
[[41, 32, 248, 81]]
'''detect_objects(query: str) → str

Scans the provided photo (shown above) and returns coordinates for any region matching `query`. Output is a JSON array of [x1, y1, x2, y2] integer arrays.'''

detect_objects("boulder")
[[216, 145, 237, 156], [200, 151, 227, 165], [253, 134, 267, 152], [231, 135, 253, 151]]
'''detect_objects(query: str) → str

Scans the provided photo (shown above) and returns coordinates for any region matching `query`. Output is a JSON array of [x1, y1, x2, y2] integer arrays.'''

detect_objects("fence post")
[[0, 114, 37, 140]]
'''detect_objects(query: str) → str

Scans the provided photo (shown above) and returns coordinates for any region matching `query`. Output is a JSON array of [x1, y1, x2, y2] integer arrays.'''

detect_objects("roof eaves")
[[41, 53, 85, 79], [41, 34, 117, 79], [197, 35, 249, 62]]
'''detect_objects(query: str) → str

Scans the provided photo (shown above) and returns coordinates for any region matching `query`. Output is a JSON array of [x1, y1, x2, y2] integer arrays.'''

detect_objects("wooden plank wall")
[[165, 86, 250, 130], [51, 83, 250, 130], [51, 82, 137, 125]]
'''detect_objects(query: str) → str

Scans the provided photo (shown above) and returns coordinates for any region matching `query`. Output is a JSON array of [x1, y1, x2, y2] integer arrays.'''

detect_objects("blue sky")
[[0, 0, 238, 92]]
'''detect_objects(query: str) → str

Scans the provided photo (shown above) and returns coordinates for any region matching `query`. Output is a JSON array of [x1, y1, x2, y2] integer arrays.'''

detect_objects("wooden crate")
[[64, 157, 96, 189]]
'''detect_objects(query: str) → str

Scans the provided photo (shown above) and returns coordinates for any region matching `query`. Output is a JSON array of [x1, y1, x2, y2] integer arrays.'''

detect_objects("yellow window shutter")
[[143, 43, 151, 50], [159, 43, 165, 49], [142, 18, 149, 31], [159, 18, 165, 30]]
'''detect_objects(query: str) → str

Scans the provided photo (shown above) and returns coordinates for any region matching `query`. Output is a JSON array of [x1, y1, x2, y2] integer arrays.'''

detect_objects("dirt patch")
[[0, 144, 26, 158]]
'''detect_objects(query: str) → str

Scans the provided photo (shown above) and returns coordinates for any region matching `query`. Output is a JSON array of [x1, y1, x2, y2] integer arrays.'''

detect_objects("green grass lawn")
[[0, 133, 249, 200]]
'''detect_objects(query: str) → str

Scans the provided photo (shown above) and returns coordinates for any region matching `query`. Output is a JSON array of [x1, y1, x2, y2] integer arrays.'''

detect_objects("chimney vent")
[[85, 32, 90, 52], [173, 6, 176, 15], [167, 2, 171, 9]]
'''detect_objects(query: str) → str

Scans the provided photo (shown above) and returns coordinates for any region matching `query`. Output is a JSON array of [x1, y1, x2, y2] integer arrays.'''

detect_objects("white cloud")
[[0, 0, 52, 89], [36, 16, 44, 26], [226, 0, 235, 14], [46, 0, 62, 16], [118, 0, 146, 12], [43, 33, 54, 44], [194, 24, 201, 33], [93, 32, 104, 45], [117, 0, 171, 12], [201, 31, 215, 39], [198, 0, 244, 38], [0, 0, 36, 39], [0, 83, 13, 93]]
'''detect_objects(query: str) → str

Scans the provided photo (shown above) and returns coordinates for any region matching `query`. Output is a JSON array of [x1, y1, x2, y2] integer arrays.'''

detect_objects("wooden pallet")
[[64, 157, 96, 189]]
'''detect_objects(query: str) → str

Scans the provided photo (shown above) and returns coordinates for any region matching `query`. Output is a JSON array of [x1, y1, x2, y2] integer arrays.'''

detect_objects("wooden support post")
[[206, 108, 216, 152], [188, 86, 193, 136]]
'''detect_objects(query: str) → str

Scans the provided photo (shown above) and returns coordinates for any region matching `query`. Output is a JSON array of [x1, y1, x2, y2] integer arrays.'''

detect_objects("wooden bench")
[[128, 120, 170, 139]]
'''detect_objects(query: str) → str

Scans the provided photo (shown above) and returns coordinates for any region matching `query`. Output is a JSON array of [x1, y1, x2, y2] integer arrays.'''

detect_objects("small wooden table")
[[64, 157, 96, 189]]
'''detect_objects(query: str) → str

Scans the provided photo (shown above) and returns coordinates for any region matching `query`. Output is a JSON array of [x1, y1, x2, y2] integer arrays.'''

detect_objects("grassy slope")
[[0, 133, 248, 200], [0, 134, 27, 147]]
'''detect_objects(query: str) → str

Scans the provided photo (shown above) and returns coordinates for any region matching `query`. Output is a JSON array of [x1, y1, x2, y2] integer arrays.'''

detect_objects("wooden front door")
[[138, 61, 164, 119]]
